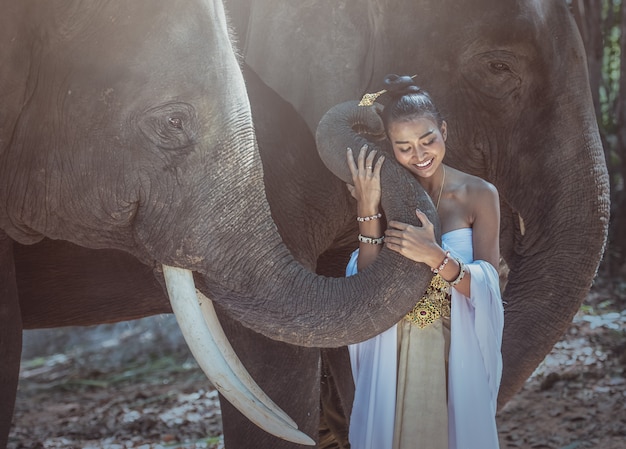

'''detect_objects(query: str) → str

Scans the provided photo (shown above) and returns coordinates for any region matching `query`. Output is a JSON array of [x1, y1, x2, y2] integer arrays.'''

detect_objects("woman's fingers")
[[387, 220, 410, 231], [374, 155, 385, 175], [357, 144, 367, 172], [347, 144, 385, 179], [346, 144, 385, 207], [346, 148, 358, 178], [364, 146, 377, 173], [414, 209, 433, 227]]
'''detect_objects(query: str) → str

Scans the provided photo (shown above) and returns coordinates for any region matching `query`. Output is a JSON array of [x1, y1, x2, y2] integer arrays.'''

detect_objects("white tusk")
[[193, 288, 297, 428], [518, 213, 526, 236], [162, 265, 315, 446]]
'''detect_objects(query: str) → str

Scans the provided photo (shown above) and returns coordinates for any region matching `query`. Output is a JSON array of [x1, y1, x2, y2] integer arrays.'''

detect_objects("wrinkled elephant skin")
[[0, 1, 611, 448], [1, 2, 437, 447], [231, 0, 611, 407]]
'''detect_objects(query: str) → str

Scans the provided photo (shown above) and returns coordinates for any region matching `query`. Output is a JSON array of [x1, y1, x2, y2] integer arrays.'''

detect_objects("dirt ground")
[[7, 278, 626, 449]]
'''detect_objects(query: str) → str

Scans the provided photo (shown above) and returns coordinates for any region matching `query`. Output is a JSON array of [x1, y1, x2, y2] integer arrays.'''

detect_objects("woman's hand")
[[385, 209, 446, 268], [346, 144, 385, 215]]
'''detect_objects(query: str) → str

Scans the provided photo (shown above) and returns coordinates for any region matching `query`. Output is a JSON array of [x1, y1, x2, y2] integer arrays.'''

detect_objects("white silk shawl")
[[347, 228, 504, 449]]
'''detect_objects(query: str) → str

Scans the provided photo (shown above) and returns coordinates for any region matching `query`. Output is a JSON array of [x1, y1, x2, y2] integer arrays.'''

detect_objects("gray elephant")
[[229, 0, 611, 410], [0, 2, 610, 449], [1, 2, 437, 448]]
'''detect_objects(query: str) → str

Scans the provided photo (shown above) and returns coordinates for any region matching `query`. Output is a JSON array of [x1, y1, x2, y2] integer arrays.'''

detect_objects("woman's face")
[[388, 116, 447, 180]]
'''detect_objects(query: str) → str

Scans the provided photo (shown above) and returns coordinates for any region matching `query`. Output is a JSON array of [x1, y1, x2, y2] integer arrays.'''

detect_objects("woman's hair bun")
[[384, 74, 422, 98]]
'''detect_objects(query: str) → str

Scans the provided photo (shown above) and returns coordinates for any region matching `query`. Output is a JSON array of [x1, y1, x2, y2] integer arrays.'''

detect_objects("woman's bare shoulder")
[[448, 168, 499, 228], [468, 174, 498, 200], [449, 166, 498, 199]]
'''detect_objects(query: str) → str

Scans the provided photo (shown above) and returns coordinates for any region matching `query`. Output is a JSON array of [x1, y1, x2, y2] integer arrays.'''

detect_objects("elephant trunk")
[[315, 100, 388, 184], [497, 115, 611, 406], [195, 101, 437, 347]]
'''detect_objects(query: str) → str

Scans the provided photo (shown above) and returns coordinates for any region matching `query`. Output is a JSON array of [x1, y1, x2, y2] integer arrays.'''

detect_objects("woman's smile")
[[414, 157, 435, 169], [388, 117, 447, 180]]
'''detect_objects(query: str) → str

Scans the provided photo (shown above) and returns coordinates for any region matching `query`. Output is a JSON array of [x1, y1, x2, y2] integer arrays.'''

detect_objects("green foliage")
[[599, 0, 622, 134]]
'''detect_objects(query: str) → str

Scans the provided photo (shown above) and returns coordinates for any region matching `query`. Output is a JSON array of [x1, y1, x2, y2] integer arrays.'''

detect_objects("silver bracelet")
[[357, 212, 382, 222], [358, 234, 385, 245], [448, 259, 466, 286]]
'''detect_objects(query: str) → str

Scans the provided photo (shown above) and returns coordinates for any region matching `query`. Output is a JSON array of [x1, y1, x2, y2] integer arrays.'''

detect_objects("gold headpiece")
[[357, 75, 418, 107], [358, 89, 387, 107]]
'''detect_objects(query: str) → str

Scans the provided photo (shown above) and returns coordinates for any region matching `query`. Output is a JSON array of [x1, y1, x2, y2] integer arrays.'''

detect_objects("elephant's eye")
[[137, 102, 198, 151], [168, 117, 183, 129], [461, 50, 521, 100], [489, 62, 510, 73]]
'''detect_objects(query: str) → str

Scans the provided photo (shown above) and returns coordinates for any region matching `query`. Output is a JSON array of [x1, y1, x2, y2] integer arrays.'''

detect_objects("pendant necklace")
[[435, 165, 446, 211]]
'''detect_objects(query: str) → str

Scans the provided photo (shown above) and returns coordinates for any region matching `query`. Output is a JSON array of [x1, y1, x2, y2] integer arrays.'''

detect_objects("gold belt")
[[405, 274, 451, 329]]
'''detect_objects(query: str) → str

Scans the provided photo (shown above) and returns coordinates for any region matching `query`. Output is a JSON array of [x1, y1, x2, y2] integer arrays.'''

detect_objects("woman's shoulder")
[[447, 167, 499, 225], [449, 166, 498, 199], [467, 174, 498, 202]]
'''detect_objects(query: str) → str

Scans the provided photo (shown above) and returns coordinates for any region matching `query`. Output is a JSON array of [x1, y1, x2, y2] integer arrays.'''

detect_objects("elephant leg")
[[319, 348, 353, 449], [216, 305, 320, 448], [0, 232, 21, 448]]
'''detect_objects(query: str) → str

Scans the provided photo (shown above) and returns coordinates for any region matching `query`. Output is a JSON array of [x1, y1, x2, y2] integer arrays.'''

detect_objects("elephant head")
[[1, 1, 444, 444], [234, 0, 611, 406]]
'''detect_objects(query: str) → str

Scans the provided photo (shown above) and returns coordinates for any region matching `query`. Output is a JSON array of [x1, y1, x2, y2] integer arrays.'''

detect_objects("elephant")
[[0, 1, 610, 449], [1, 2, 441, 448], [227, 0, 611, 410]]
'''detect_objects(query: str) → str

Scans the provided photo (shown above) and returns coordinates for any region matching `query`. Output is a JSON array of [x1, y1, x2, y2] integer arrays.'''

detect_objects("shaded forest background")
[[572, 0, 626, 281]]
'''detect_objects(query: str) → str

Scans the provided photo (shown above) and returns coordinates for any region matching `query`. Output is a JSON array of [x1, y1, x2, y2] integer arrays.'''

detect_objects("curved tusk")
[[162, 265, 315, 446], [518, 213, 526, 236], [193, 288, 297, 428]]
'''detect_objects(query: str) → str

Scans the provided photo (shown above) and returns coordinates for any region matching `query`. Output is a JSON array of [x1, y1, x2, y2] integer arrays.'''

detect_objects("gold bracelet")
[[358, 234, 385, 245]]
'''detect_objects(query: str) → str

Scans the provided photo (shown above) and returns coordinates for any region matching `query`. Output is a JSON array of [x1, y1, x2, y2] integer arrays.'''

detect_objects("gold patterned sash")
[[405, 274, 451, 328]]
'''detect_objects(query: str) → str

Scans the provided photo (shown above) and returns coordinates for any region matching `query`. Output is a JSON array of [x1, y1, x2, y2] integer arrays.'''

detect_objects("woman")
[[345, 75, 504, 449]]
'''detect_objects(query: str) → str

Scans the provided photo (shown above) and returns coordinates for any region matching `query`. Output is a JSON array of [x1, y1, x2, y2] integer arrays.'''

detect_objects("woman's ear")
[[441, 121, 448, 141]]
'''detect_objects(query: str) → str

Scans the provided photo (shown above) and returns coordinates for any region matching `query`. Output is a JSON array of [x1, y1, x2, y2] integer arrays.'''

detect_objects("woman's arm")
[[437, 181, 500, 296], [469, 181, 500, 270], [346, 145, 386, 271], [384, 179, 500, 297]]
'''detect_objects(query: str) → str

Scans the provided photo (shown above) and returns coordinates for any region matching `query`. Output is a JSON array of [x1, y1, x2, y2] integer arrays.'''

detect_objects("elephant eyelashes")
[[168, 117, 183, 129], [462, 51, 521, 100], [138, 102, 198, 151], [489, 62, 511, 73]]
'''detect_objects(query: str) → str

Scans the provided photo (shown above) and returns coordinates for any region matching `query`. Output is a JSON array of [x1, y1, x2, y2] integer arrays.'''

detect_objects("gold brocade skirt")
[[393, 279, 451, 449]]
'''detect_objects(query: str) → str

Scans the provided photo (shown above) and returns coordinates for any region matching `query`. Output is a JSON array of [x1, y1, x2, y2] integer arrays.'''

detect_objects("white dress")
[[347, 228, 504, 449]]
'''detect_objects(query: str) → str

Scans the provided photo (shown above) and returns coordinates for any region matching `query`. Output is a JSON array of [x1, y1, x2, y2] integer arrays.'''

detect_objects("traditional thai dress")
[[347, 228, 504, 449]]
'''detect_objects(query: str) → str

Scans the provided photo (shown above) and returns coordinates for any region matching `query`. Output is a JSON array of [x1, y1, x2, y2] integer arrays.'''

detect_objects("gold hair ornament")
[[357, 75, 418, 107]]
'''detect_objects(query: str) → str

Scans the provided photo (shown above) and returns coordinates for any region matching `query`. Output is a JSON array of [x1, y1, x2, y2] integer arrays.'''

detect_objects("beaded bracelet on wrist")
[[431, 251, 450, 274], [448, 258, 466, 286], [357, 212, 382, 222], [358, 234, 385, 245]]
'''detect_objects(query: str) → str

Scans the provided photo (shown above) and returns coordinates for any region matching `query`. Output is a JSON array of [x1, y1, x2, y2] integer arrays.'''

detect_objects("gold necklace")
[[435, 165, 446, 211]]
